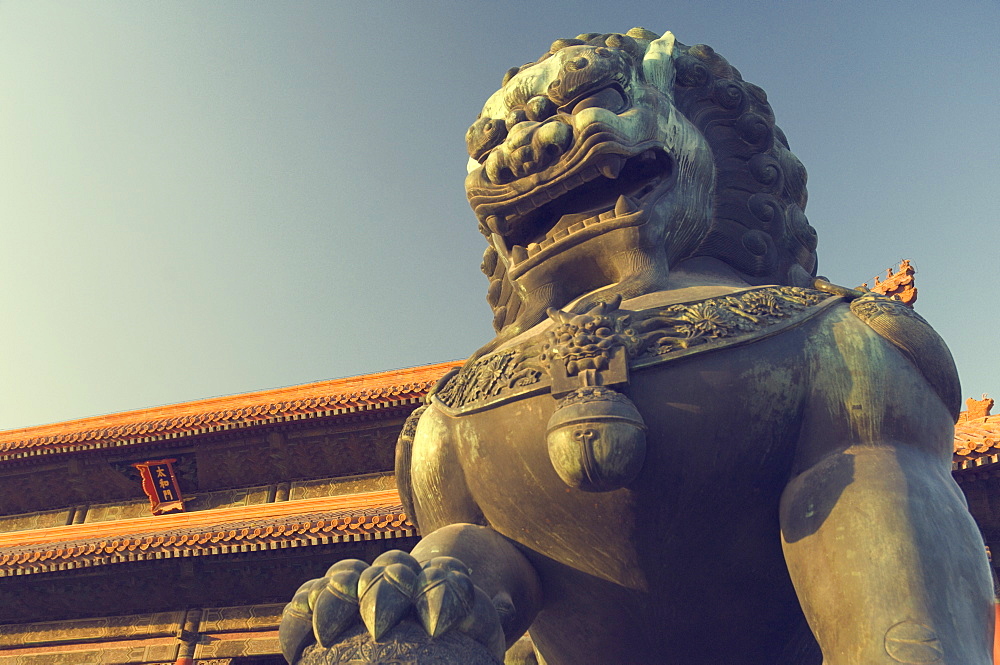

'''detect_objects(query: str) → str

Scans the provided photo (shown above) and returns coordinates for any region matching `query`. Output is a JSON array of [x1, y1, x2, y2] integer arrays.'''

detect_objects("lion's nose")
[[482, 120, 572, 184]]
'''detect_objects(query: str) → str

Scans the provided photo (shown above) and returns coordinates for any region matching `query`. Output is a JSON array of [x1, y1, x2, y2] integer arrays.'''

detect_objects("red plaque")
[[133, 459, 185, 515]]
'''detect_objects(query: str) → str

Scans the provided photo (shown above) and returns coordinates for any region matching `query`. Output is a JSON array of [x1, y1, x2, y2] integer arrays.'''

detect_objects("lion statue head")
[[464, 28, 818, 347]]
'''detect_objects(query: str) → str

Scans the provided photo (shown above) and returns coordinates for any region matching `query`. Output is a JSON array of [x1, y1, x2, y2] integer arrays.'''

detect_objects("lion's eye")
[[561, 86, 628, 115]]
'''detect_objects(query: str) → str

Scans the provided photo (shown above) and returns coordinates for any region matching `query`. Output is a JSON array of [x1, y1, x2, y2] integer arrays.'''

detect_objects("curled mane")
[[672, 43, 817, 288]]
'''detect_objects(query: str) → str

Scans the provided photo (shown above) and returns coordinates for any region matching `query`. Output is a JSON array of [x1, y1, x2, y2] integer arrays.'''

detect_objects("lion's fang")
[[597, 155, 626, 180], [615, 195, 638, 217], [486, 215, 508, 235]]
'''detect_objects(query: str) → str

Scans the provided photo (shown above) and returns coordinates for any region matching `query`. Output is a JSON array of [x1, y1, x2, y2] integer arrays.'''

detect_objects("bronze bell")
[[546, 386, 647, 492]]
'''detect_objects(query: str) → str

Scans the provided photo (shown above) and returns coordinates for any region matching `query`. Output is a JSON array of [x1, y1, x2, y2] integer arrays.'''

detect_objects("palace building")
[[0, 362, 458, 664]]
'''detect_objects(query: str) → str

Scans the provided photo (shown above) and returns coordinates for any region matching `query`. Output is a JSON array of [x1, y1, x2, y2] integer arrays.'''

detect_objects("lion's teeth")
[[526, 242, 541, 256], [585, 214, 601, 225], [540, 238, 554, 248], [597, 155, 626, 180], [568, 223, 584, 234], [533, 182, 564, 205], [598, 209, 616, 222], [511, 245, 528, 263], [615, 194, 638, 217], [486, 215, 509, 235]]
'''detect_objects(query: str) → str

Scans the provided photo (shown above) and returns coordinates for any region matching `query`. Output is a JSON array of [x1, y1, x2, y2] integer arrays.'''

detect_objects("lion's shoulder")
[[846, 291, 961, 419]]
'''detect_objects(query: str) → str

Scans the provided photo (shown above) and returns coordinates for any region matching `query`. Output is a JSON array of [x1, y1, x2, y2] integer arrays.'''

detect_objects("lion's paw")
[[279, 550, 504, 664]]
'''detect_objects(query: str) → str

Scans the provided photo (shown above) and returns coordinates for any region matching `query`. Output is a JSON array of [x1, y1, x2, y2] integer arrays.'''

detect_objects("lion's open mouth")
[[485, 147, 673, 275]]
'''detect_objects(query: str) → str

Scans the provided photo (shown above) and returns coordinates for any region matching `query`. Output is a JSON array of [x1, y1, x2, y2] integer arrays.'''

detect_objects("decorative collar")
[[435, 286, 838, 415]]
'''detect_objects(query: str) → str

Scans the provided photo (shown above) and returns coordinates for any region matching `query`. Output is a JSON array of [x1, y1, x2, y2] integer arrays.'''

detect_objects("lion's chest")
[[436, 334, 810, 589]]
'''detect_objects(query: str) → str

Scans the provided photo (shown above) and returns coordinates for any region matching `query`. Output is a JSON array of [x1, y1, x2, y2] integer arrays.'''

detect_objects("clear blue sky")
[[1, 1, 997, 430]]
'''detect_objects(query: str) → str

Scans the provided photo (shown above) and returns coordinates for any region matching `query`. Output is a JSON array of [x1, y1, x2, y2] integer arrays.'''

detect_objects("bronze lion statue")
[[280, 29, 994, 664]]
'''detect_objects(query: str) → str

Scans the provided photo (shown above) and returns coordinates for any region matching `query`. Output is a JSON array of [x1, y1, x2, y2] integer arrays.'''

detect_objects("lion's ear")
[[642, 31, 676, 95]]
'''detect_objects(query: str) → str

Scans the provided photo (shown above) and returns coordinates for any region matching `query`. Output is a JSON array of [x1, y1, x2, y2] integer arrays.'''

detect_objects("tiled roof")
[[954, 421, 1000, 470], [0, 362, 460, 462], [953, 396, 1000, 471], [0, 490, 413, 577]]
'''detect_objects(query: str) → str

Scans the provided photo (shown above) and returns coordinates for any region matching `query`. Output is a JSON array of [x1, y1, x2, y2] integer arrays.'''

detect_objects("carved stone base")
[[298, 621, 500, 665]]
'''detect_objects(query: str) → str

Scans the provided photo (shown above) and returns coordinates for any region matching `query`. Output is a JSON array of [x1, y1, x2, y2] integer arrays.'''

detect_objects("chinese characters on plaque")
[[133, 459, 185, 515]]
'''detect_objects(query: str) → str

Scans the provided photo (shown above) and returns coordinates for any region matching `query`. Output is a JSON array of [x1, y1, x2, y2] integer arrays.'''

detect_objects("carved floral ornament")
[[323, 640, 418, 665]]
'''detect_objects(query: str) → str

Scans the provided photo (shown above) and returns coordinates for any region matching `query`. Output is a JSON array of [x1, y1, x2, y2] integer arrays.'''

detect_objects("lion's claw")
[[313, 559, 366, 647], [358, 551, 421, 640], [279, 550, 505, 663], [415, 556, 475, 637], [279, 578, 324, 664]]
